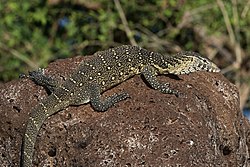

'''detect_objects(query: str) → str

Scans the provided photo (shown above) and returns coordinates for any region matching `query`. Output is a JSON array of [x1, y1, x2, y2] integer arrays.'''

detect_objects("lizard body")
[[21, 45, 220, 167]]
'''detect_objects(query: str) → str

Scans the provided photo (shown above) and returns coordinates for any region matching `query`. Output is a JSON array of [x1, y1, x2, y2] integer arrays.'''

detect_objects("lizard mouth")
[[209, 64, 221, 72], [175, 63, 220, 75], [199, 62, 221, 73]]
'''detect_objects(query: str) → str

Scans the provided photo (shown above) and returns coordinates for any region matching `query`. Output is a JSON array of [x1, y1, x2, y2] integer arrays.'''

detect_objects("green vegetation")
[[0, 0, 249, 109]]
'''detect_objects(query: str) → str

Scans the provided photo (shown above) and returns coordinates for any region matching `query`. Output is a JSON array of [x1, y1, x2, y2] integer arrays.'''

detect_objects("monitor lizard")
[[21, 45, 220, 167]]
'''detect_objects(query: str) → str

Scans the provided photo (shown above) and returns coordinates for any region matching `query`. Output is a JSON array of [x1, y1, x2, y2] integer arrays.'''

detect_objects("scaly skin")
[[21, 45, 220, 167]]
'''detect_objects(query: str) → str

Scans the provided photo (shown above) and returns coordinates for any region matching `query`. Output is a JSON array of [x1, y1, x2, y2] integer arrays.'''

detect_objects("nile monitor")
[[21, 45, 220, 167]]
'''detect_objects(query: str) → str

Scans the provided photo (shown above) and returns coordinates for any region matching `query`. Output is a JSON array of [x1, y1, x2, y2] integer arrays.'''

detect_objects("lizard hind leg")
[[27, 68, 60, 93], [88, 83, 130, 112]]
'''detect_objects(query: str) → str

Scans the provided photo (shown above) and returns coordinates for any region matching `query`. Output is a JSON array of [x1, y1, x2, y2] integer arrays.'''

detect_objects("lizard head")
[[159, 51, 220, 75]]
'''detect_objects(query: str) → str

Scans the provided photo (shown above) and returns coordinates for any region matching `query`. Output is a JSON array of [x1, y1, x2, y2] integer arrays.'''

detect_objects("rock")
[[0, 55, 249, 167]]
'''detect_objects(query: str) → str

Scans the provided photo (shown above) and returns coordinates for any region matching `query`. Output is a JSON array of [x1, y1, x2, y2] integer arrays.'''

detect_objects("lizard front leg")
[[88, 83, 130, 112], [142, 66, 180, 96]]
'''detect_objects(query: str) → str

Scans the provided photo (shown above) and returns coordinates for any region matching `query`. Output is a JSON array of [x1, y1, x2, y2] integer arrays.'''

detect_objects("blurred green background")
[[0, 0, 249, 112]]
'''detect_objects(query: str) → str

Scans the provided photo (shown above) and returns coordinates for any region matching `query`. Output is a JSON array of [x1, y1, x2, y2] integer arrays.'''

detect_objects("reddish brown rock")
[[0, 56, 249, 166]]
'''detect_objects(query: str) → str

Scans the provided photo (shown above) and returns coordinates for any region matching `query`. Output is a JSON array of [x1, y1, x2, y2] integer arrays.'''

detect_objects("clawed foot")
[[20, 68, 58, 92]]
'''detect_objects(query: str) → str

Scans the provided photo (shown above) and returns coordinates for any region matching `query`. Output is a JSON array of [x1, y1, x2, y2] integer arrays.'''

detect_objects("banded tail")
[[21, 94, 69, 167]]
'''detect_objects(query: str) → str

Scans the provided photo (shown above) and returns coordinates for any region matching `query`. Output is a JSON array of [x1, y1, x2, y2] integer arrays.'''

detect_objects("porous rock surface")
[[0, 55, 249, 167]]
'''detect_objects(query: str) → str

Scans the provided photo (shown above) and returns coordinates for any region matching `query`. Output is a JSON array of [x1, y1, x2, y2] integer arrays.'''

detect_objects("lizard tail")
[[21, 94, 69, 167]]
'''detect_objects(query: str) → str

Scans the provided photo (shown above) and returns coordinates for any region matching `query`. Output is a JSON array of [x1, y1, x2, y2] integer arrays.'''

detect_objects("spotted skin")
[[21, 45, 220, 167]]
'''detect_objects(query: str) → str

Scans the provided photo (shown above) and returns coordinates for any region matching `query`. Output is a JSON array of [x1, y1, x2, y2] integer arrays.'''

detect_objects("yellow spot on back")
[[69, 78, 76, 84]]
